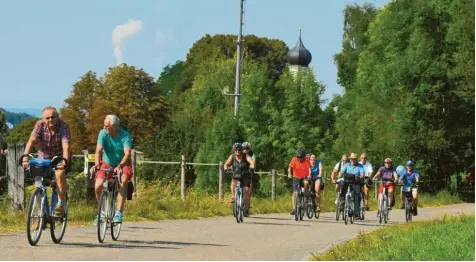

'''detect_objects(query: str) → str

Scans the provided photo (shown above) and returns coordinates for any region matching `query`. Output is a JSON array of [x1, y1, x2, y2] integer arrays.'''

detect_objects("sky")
[[0, 0, 390, 116]]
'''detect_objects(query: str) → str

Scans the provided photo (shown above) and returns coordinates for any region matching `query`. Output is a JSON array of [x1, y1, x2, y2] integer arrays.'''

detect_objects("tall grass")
[[311, 214, 475, 261], [0, 180, 463, 234]]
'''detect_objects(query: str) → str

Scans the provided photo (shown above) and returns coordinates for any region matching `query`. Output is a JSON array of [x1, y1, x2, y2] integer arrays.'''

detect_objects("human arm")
[[246, 154, 255, 170], [223, 155, 233, 170], [318, 161, 323, 178]]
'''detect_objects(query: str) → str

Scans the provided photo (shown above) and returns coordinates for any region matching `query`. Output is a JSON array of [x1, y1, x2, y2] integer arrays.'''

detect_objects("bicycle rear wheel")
[[27, 188, 44, 246], [50, 192, 68, 243], [111, 190, 122, 241], [97, 191, 108, 243]]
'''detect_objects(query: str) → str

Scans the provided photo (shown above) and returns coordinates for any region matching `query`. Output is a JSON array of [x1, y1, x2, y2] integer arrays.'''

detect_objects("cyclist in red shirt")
[[287, 149, 311, 215]]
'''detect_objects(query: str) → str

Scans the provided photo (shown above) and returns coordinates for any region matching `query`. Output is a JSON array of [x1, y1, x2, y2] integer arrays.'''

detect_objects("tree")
[[333, 3, 377, 90], [332, 0, 474, 190], [60, 71, 101, 152], [85, 64, 167, 148], [3, 118, 39, 145]]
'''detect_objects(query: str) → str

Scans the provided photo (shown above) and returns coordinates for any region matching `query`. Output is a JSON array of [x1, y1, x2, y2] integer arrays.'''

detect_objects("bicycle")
[[20, 154, 68, 246], [290, 178, 306, 221], [91, 167, 123, 243], [375, 179, 394, 224], [342, 175, 360, 225], [330, 178, 345, 221], [225, 168, 246, 223], [401, 182, 419, 222], [306, 179, 320, 219]]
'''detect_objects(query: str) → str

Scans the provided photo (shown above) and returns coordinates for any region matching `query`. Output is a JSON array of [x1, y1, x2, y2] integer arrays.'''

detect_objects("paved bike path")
[[1, 203, 474, 260]]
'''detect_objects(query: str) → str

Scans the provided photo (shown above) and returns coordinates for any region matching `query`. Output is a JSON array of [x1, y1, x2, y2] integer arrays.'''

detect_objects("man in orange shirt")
[[288, 148, 311, 215]]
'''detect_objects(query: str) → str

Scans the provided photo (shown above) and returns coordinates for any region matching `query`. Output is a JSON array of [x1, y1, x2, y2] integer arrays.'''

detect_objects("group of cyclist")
[[284, 150, 420, 219], [22, 106, 420, 227], [21, 106, 132, 226]]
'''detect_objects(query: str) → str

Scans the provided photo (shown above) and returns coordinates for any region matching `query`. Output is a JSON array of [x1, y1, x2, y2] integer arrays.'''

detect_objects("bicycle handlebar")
[[18, 154, 68, 169]]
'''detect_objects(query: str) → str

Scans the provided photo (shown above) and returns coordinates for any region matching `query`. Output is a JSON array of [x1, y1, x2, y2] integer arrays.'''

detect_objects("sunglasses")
[[385, 162, 392, 164], [45, 116, 56, 120], [234, 149, 242, 152]]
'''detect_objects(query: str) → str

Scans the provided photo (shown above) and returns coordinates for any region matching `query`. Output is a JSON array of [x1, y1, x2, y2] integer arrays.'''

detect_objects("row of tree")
[[2, 0, 473, 194]]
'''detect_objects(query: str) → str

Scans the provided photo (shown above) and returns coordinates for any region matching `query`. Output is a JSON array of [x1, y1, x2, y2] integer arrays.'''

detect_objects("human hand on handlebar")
[[114, 165, 123, 175]]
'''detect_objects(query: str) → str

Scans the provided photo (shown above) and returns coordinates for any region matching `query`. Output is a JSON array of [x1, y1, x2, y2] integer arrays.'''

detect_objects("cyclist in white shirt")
[[359, 153, 373, 211], [330, 154, 349, 204]]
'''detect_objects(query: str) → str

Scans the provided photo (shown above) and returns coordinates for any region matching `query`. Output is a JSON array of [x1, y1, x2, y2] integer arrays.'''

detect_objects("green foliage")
[[195, 110, 245, 194], [332, 0, 474, 189], [3, 118, 39, 144]]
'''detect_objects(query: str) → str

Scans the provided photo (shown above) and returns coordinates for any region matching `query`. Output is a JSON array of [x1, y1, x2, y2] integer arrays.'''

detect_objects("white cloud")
[[112, 19, 144, 65]]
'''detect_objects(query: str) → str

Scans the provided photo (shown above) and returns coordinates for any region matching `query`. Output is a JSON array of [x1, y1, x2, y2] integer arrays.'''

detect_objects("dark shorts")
[[293, 178, 306, 192]]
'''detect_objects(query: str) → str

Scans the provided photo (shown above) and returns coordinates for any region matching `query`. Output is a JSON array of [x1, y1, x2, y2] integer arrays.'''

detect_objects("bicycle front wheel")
[[111, 190, 122, 241], [27, 188, 44, 246], [405, 197, 412, 222], [50, 192, 68, 244], [344, 196, 349, 225], [97, 191, 108, 243], [383, 197, 388, 224]]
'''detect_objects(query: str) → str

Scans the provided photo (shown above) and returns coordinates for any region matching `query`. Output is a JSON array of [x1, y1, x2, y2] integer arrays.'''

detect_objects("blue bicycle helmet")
[[406, 160, 415, 166]]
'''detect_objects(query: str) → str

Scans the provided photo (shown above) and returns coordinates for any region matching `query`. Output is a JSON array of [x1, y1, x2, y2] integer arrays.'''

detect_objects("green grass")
[[311, 214, 475, 261], [0, 181, 464, 234]]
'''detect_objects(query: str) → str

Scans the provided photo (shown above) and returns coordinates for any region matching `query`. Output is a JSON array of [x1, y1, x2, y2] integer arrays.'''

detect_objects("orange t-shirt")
[[289, 156, 311, 179]]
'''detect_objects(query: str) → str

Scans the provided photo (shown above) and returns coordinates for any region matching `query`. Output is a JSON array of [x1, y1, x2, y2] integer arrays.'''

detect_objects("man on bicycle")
[[373, 158, 398, 213], [287, 149, 311, 215], [22, 106, 70, 217], [339, 153, 364, 218], [331, 154, 348, 204], [398, 160, 420, 216], [92, 115, 133, 224], [224, 142, 255, 217], [359, 153, 373, 211]]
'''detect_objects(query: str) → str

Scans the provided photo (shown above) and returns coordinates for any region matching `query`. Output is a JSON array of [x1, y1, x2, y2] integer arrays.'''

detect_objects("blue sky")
[[0, 0, 389, 116]]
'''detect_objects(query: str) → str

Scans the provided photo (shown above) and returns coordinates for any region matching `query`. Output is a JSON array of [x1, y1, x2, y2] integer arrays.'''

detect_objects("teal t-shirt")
[[97, 128, 132, 166]]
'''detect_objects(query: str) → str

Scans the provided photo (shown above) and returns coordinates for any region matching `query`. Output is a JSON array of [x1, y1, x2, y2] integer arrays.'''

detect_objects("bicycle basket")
[[343, 174, 355, 182], [29, 164, 52, 178], [232, 170, 243, 180], [28, 158, 53, 178]]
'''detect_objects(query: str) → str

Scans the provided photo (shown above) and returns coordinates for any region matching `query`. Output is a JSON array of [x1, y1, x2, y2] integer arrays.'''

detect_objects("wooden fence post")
[[131, 150, 137, 198], [271, 169, 276, 201], [7, 143, 25, 211], [219, 161, 224, 201], [180, 155, 185, 201]]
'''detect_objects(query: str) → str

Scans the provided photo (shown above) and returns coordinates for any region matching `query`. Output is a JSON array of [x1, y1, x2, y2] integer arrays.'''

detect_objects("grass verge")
[[311, 214, 475, 261], [0, 181, 464, 234]]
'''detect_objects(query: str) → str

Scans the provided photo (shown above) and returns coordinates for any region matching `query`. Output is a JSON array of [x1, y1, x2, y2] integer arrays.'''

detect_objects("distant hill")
[[0, 108, 36, 126]]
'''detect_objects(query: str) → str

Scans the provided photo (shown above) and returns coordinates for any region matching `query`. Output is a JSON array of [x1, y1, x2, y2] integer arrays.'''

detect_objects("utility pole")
[[234, 0, 244, 116], [225, 0, 244, 116]]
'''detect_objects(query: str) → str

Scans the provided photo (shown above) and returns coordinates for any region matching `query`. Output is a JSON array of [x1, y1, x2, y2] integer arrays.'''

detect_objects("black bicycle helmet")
[[233, 142, 242, 150], [296, 148, 305, 158]]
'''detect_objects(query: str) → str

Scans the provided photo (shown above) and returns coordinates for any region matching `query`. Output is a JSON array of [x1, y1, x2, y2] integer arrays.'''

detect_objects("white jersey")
[[334, 161, 345, 172], [359, 161, 373, 177]]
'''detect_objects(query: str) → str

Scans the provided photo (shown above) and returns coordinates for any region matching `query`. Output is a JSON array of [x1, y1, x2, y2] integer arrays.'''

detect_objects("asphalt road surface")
[[1, 203, 474, 261]]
